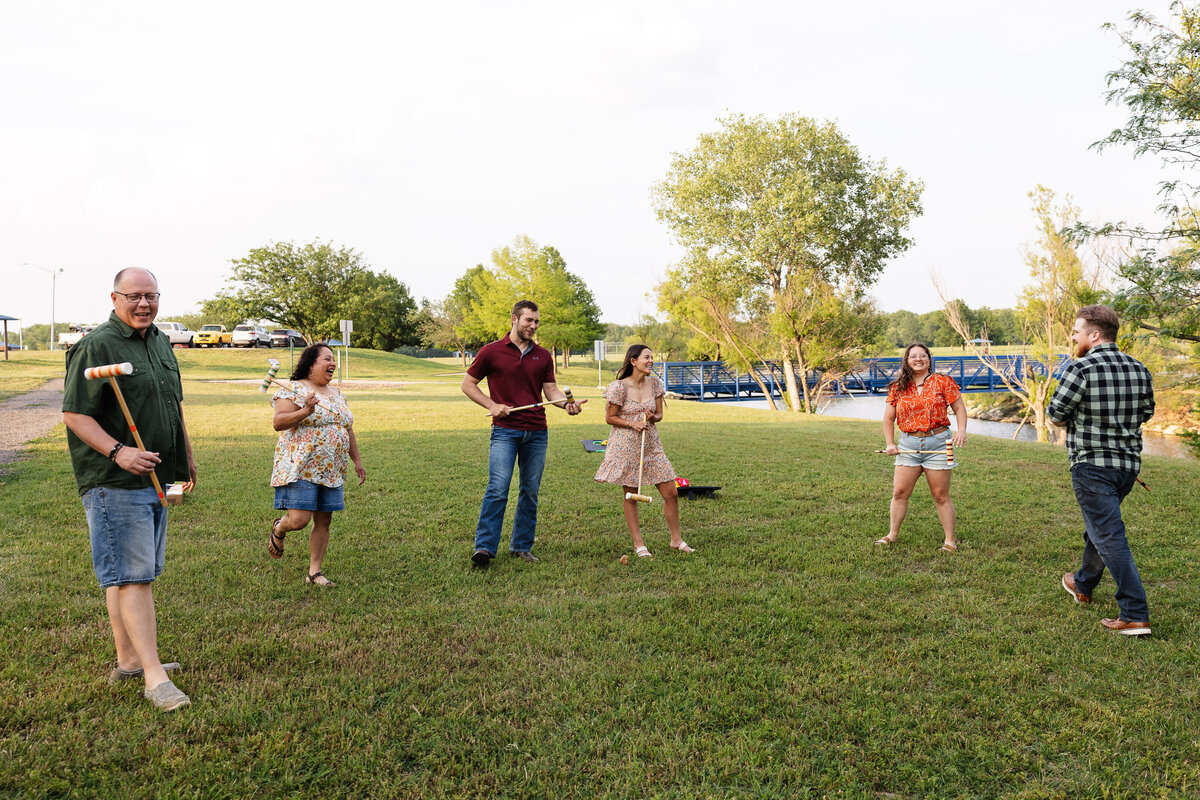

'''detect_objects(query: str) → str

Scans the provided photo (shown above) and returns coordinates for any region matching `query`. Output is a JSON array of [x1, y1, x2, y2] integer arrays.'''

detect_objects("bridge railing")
[[660, 354, 1071, 400]]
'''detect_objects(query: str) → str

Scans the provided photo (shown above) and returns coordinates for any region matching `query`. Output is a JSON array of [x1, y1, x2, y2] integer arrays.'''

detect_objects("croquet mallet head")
[[624, 491, 653, 503], [259, 359, 281, 392], [84, 362, 133, 380]]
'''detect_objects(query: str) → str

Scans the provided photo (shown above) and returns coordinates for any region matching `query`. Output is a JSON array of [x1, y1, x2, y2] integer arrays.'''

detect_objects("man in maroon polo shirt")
[[461, 300, 585, 567]]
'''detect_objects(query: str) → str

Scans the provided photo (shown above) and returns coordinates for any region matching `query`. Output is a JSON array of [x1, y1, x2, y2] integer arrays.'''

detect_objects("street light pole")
[[23, 263, 63, 350]]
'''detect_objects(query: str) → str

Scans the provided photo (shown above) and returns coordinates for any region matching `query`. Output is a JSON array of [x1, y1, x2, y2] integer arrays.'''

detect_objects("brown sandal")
[[306, 571, 334, 587], [268, 518, 285, 559]]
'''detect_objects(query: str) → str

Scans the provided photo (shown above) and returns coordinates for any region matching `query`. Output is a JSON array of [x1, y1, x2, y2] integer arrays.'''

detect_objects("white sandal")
[[635, 545, 653, 559], [671, 541, 695, 553]]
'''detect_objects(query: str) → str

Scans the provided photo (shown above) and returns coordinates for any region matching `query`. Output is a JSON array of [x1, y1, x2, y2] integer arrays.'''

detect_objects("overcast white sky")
[[0, 0, 1178, 332]]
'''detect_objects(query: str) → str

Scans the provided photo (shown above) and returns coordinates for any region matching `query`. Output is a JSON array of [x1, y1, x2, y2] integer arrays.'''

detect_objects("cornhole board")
[[677, 485, 721, 500], [582, 439, 607, 452]]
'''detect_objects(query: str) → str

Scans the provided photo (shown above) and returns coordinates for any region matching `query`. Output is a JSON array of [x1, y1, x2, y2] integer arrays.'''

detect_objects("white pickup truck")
[[58, 324, 95, 349]]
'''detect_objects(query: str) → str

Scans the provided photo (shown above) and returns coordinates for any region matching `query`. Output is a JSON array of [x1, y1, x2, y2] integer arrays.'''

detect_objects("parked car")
[[232, 324, 271, 348], [154, 321, 194, 347], [58, 324, 96, 349], [194, 324, 233, 348], [270, 329, 307, 348]]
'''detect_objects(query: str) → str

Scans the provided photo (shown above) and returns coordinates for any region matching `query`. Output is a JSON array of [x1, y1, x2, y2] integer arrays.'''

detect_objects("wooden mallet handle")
[[625, 413, 652, 504], [84, 363, 167, 507]]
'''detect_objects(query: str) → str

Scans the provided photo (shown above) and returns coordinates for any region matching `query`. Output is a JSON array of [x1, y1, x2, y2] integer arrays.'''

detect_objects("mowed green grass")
[[1, 351, 1198, 799]]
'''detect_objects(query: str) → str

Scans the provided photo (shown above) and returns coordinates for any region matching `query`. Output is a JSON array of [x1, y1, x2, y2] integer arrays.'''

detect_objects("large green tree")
[[205, 240, 418, 348], [652, 113, 923, 411], [453, 237, 604, 367], [1078, 4, 1200, 344]]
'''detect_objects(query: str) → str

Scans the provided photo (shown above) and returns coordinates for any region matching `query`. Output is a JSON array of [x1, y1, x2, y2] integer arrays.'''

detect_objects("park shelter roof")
[[0, 314, 17, 321]]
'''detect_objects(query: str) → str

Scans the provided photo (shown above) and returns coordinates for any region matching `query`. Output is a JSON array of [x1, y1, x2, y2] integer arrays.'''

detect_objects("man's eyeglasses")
[[113, 291, 161, 304]]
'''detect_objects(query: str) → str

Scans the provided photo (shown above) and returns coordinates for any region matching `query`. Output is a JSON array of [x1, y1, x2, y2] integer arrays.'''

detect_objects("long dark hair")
[[893, 342, 933, 394], [616, 344, 651, 380], [291, 343, 333, 381]]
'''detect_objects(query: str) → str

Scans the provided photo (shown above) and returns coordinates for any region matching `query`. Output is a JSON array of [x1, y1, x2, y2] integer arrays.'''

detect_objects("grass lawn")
[[1, 350, 1198, 798]]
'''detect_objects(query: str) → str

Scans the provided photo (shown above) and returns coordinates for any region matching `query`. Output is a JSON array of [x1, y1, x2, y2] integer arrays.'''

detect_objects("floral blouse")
[[270, 381, 354, 488], [886, 373, 962, 433]]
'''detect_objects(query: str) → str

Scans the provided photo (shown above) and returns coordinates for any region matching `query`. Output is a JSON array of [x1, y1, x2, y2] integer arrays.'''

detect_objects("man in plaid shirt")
[[1049, 305, 1155, 636]]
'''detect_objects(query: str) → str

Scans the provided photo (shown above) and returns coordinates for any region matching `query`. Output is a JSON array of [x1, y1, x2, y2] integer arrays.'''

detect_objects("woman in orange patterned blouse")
[[875, 342, 967, 552], [268, 343, 366, 586]]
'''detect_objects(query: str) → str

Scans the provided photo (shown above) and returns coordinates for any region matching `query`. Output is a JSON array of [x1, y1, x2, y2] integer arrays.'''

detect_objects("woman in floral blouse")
[[876, 342, 967, 552], [595, 344, 692, 558], [268, 343, 365, 586]]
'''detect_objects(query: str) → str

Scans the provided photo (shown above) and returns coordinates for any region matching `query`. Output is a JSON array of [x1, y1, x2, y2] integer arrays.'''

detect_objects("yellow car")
[[194, 324, 233, 348]]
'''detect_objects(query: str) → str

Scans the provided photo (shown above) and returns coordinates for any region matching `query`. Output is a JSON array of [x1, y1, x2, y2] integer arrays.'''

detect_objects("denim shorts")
[[82, 485, 168, 589], [274, 479, 345, 512], [895, 430, 954, 470]]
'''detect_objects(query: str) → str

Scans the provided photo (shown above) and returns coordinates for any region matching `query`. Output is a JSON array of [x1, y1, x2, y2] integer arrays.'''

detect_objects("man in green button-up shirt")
[[62, 268, 198, 711]]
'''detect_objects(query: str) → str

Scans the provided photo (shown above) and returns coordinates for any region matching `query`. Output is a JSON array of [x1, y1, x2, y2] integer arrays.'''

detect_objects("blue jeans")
[[82, 485, 168, 588], [474, 427, 548, 556], [1071, 463, 1149, 622]]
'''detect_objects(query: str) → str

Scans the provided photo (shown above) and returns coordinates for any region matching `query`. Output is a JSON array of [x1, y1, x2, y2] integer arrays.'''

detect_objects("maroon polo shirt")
[[467, 336, 556, 430]]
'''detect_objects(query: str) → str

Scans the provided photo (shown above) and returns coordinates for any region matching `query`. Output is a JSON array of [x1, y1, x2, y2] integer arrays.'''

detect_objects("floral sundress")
[[594, 376, 676, 487]]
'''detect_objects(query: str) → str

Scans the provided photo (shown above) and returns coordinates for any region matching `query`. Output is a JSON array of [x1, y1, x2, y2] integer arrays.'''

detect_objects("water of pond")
[[714, 395, 1195, 461]]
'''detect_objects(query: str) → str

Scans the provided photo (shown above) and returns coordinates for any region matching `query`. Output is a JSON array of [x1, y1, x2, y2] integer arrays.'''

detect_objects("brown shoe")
[[1061, 573, 1091, 605], [1100, 618, 1151, 636]]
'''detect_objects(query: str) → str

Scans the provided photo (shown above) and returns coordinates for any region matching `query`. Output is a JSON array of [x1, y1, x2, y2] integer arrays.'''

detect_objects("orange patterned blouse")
[[886, 373, 962, 433]]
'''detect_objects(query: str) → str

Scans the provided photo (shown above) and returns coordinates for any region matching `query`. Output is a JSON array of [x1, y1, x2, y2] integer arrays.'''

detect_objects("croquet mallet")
[[874, 440, 956, 466], [259, 359, 334, 412], [84, 362, 167, 507], [484, 384, 584, 414], [625, 413, 653, 503]]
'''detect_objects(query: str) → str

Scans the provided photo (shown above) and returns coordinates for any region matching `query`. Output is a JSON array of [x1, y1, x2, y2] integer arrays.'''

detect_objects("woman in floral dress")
[[595, 344, 693, 558], [268, 343, 366, 586]]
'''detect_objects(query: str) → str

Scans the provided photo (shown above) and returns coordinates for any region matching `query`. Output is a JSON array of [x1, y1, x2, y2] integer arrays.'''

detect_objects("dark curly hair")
[[290, 343, 334, 381]]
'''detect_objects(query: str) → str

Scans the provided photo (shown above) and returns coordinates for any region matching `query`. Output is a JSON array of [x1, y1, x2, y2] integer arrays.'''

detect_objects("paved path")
[[0, 378, 64, 469]]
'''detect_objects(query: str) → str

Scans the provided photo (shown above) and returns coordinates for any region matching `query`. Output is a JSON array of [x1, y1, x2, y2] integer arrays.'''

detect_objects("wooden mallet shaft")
[[84, 362, 167, 507], [259, 361, 335, 412], [875, 441, 956, 465], [625, 413, 653, 503], [485, 385, 578, 415]]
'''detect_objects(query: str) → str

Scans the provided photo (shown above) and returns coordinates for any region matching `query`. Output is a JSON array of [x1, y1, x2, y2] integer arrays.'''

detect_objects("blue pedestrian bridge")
[[658, 354, 1070, 401]]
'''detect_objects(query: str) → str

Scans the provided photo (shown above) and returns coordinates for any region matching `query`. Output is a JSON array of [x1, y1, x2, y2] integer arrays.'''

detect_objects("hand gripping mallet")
[[484, 385, 581, 414], [259, 359, 334, 412], [874, 440, 956, 466], [84, 362, 167, 507], [625, 414, 653, 504]]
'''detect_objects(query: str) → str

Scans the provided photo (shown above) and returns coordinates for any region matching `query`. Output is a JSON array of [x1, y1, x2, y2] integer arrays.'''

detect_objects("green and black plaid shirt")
[[1047, 342, 1155, 473]]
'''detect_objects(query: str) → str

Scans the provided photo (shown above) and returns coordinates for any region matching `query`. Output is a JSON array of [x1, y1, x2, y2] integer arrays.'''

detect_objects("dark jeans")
[[1071, 462, 1149, 622], [473, 427, 548, 556]]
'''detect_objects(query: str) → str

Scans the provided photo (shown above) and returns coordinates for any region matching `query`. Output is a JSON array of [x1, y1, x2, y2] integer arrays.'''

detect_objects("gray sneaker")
[[510, 551, 540, 563], [143, 680, 191, 711], [109, 661, 181, 686]]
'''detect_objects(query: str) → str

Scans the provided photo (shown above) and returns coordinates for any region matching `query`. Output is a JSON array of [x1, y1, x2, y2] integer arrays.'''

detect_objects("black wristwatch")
[[108, 442, 125, 461]]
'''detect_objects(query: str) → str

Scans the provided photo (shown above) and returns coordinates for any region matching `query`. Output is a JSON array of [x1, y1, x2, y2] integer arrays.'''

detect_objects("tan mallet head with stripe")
[[625, 491, 653, 503], [562, 385, 575, 405], [946, 440, 955, 466]]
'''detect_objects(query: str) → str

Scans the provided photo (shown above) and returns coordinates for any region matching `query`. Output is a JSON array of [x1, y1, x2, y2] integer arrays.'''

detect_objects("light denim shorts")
[[82, 485, 168, 589], [274, 479, 345, 512], [895, 430, 954, 470]]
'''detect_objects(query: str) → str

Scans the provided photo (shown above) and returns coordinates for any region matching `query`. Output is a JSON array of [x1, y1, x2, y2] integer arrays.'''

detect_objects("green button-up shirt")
[[62, 312, 189, 495]]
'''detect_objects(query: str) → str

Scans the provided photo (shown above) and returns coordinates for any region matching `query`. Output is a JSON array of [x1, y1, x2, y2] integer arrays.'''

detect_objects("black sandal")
[[268, 518, 285, 559], [306, 571, 334, 587]]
